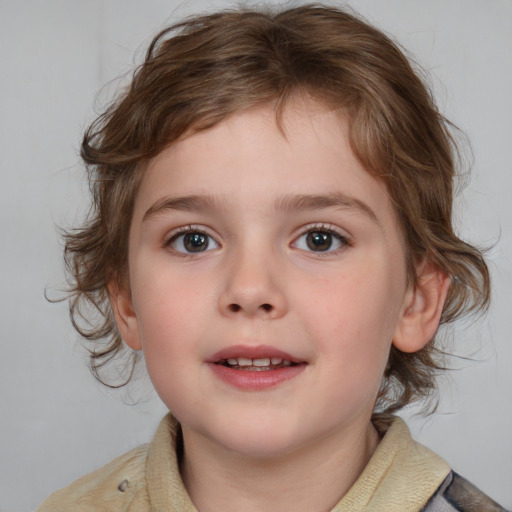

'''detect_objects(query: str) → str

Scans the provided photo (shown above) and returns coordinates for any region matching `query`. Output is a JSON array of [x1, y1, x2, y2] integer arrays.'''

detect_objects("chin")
[[200, 416, 314, 460], [221, 434, 304, 460]]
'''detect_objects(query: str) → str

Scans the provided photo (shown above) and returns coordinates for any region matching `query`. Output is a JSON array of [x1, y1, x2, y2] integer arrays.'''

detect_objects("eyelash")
[[165, 225, 220, 255], [164, 223, 351, 256], [292, 223, 351, 255]]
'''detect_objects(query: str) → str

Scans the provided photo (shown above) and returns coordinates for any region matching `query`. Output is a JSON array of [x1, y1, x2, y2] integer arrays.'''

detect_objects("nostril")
[[227, 303, 273, 313]]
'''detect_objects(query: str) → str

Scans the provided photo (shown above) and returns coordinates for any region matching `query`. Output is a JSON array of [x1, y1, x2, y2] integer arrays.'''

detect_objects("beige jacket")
[[37, 415, 451, 511]]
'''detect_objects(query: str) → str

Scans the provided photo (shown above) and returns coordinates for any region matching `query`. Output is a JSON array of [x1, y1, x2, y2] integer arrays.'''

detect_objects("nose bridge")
[[219, 235, 286, 318]]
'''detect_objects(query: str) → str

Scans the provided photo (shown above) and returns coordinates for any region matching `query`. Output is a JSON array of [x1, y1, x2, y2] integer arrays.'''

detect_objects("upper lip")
[[208, 345, 304, 364]]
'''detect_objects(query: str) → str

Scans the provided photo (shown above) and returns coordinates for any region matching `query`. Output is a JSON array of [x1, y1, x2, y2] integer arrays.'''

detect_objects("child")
[[37, 4, 506, 511]]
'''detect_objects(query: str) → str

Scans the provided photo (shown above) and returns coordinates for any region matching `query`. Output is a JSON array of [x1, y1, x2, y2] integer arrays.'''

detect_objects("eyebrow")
[[274, 193, 378, 223], [143, 195, 219, 221], [143, 192, 378, 224]]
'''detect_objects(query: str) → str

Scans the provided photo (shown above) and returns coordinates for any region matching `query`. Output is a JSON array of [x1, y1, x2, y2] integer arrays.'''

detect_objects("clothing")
[[421, 471, 506, 511], [37, 414, 505, 512]]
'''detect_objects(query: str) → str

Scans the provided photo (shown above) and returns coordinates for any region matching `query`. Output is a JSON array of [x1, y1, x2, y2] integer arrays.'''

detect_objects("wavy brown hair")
[[64, 4, 490, 413]]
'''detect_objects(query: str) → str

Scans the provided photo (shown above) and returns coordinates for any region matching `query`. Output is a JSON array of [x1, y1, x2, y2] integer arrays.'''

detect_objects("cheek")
[[132, 288, 198, 411], [129, 275, 201, 366], [297, 257, 405, 363], [132, 258, 209, 326]]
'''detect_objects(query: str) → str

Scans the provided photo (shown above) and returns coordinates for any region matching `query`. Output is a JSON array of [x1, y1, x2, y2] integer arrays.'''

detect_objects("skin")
[[111, 98, 449, 512]]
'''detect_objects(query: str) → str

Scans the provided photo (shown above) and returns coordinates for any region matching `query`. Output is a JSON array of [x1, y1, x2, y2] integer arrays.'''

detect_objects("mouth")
[[216, 357, 298, 371], [207, 345, 306, 390], [208, 345, 304, 370]]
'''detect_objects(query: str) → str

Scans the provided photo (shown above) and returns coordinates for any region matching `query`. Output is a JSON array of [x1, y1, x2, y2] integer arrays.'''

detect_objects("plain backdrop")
[[1, 0, 511, 510]]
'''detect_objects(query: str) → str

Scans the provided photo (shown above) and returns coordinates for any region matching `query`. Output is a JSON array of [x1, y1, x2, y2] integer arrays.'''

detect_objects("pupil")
[[307, 231, 331, 251], [184, 233, 207, 252]]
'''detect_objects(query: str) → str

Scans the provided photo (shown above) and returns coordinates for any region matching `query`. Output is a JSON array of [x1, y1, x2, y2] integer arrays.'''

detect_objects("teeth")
[[253, 358, 270, 367], [224, 357, 293, 367]]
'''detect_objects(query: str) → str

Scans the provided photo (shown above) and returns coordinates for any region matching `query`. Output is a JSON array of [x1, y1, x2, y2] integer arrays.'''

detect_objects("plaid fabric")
[[421, 471, 508, 512]]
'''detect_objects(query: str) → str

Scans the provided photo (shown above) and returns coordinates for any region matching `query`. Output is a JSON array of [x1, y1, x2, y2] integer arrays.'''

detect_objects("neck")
[[180, 420, 380, 512]]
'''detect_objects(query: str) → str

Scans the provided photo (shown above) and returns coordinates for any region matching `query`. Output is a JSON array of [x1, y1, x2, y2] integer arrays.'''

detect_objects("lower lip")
[[208, 363, 306, 391]]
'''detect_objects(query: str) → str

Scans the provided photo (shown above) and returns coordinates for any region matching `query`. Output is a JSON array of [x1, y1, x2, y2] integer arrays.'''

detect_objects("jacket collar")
[[146, 414, 449, 511]]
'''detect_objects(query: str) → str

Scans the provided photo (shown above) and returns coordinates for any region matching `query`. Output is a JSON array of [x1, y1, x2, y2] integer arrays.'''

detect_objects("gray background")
[[1, 0, 511, 510]]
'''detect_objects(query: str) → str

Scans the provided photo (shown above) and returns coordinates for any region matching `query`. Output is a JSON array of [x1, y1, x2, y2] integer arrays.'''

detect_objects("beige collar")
[[147, 414, 450, 512], [332, 417, 450, 511]]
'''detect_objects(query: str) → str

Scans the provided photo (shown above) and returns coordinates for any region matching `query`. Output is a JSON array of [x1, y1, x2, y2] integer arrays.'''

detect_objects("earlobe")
[[108, 279, 142, 351], [393, 264, 451, 354]]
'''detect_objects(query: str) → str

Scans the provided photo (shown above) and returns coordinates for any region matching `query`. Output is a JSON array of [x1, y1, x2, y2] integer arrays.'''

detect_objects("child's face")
[[115, 99, 415, 458]]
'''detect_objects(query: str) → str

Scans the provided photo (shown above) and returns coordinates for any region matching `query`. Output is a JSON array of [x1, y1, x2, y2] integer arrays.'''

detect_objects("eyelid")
[[164, 224, 221, 254], [293, 222, 351, 240], [291, 222, 352, 253]]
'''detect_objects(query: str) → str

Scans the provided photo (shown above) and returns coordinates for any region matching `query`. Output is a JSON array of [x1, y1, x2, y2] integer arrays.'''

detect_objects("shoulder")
[[36, 444, 150, 512], [422, 471, 508, 512]]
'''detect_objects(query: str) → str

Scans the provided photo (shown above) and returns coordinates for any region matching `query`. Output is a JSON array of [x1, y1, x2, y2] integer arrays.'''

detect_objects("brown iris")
[[306, 231, 333, 251], [183, 233, 209, 252]]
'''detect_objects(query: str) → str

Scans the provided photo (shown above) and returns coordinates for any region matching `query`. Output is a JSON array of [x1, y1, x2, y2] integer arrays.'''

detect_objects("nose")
[[218, 250, 288, 319]]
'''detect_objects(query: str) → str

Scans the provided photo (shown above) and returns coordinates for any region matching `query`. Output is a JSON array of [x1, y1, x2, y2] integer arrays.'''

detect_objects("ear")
[[393, 263, 451, 353], [108, 279, 142, 351]]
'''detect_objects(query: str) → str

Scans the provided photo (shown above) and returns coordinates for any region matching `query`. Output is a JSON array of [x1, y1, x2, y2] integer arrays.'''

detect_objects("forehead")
[[133, 99, 400, 237]]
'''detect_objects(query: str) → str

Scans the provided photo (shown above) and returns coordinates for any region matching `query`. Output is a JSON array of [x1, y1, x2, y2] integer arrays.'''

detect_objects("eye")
[[293, 227, 348, 253], [168, 229, 219, 254]]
